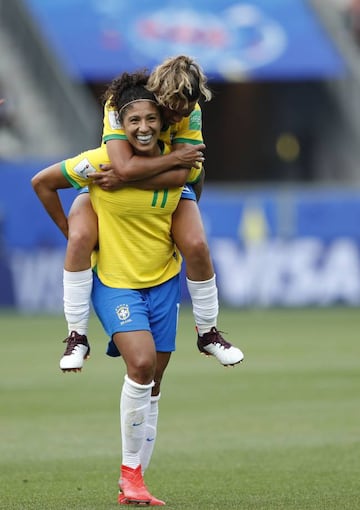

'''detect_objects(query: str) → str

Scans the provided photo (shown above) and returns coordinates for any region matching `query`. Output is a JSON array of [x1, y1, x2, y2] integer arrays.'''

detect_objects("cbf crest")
[[116, 304, 130, 323]]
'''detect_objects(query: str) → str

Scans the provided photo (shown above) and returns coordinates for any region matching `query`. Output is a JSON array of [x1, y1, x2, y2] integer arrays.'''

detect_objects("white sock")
[[140, 393, 161, 474], [63, 268, 93, 335], [186, 274, 219, 336], [121, 375, 154, 469]]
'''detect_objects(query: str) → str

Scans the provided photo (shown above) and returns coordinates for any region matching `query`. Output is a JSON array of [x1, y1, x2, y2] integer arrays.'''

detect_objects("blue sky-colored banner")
[[23, 0, 346, 81]]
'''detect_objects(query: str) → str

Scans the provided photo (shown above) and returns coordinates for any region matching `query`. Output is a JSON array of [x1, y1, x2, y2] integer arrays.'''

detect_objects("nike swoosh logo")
[[132, 421, 144, 427], [146, 437, 155, 442]]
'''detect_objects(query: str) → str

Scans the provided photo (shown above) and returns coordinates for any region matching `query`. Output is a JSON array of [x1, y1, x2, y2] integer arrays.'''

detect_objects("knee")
[[183, 236, 210, 262], [128, 357, 156, 386], [68, 225, 96, 252]]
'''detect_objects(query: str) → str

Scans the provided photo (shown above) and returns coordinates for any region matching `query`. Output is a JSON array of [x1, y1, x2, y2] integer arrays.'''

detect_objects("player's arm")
[[101, 101, 190, 180], [92, 157, 205, 191], [31, 162, 72, 239], [171, 135, 205, 201], [98, 101, 204, 184], [124, 168, 192, 190], [171, 104, 205, 201], [104, 138, 204, 182], [191, 167, 205, 202], [90, 145, 203, 191]]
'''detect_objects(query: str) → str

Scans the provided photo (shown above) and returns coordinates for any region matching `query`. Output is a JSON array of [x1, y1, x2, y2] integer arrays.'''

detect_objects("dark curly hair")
[[102, 70, 156, 121]]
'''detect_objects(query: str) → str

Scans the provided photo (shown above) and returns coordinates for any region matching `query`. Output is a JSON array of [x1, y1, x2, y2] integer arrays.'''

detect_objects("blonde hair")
[[147, 55, 212, 111]]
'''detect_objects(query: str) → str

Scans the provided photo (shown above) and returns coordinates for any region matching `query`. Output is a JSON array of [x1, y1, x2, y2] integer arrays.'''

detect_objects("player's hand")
[[88, 165, 125, 190], [173, 143, 205, 169]]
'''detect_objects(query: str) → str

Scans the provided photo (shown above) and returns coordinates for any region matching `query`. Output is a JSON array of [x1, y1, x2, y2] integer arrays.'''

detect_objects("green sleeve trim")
[[102, 134, 128, 143], [172, 138, 203, 145], [60, 161, 83, 190]]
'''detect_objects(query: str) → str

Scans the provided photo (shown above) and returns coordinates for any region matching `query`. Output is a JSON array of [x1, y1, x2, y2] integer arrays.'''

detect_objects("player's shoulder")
[[174, 103, 202, 130], [103, 97, 122, 132]]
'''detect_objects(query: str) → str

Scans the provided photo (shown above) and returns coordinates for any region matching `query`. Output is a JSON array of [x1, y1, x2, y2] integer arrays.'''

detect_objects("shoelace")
[[62, 332, 85, 355], [206, 328, 232, 348]]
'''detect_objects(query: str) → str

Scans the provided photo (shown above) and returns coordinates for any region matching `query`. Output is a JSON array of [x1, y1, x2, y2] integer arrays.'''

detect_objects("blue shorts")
[[91, 272, 181, 357], [78, 184, 195, 200], [180, 184, 196, 200]]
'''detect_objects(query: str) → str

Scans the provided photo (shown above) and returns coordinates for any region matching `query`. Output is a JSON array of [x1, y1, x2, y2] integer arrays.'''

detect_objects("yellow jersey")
[[61, 144, 185, 289]]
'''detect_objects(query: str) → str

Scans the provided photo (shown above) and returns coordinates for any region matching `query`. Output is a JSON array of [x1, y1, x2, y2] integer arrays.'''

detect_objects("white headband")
[[119, 98, 158, 116]]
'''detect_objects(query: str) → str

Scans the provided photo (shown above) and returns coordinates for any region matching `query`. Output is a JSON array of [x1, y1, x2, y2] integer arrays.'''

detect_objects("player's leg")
[[114, 329, 156, 470], [138, 353, 170, 476], [60, 147, 108, 372], [60, 191, 97, 372], [138, 275, 178, 474], [115, 276, 177, 503], [172, 193, 244, 366], [114, 332, 163, 506], [91, 278, 165, 506]]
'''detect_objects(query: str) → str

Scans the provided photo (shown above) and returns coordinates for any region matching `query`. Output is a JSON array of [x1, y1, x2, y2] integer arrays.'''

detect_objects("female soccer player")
[[32, 71, 203, 505], [57, 56, 244, 372]]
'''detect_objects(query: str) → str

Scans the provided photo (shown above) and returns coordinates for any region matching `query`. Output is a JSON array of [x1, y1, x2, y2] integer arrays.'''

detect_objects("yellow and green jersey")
[[61, 144, 184, 289], [102, 99, 203, 185]]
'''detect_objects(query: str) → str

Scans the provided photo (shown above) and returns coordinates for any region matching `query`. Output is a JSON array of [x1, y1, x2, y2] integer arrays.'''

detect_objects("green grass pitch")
[[1, 306, 359, 509]]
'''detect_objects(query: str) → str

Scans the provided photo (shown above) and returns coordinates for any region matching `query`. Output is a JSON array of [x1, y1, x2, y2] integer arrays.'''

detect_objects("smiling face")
[[121, 100, 162, 156]]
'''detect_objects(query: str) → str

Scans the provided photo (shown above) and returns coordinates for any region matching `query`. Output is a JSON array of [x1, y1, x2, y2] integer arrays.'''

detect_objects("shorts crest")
[[116, 304, 130, 322]]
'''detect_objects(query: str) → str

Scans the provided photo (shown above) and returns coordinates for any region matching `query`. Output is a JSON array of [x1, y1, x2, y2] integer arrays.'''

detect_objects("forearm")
[[31, 163, 72, 238], [91, 140, 204, 191], [107, 140, 185, 182], [125, 169, 190, 190], [33, 186, 69, 237]]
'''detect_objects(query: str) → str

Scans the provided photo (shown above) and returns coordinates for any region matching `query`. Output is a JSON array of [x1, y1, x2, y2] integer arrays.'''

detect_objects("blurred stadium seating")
[[1, 0, 360, 311]]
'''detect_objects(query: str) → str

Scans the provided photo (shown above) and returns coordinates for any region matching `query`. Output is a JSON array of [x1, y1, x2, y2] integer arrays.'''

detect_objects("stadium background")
[[2, 5, 360, 509], [1, 0, 360, 312]]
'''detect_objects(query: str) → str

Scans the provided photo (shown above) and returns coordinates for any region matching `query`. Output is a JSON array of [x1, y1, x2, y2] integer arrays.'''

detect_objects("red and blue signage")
[[23, 0, 346, 81]]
